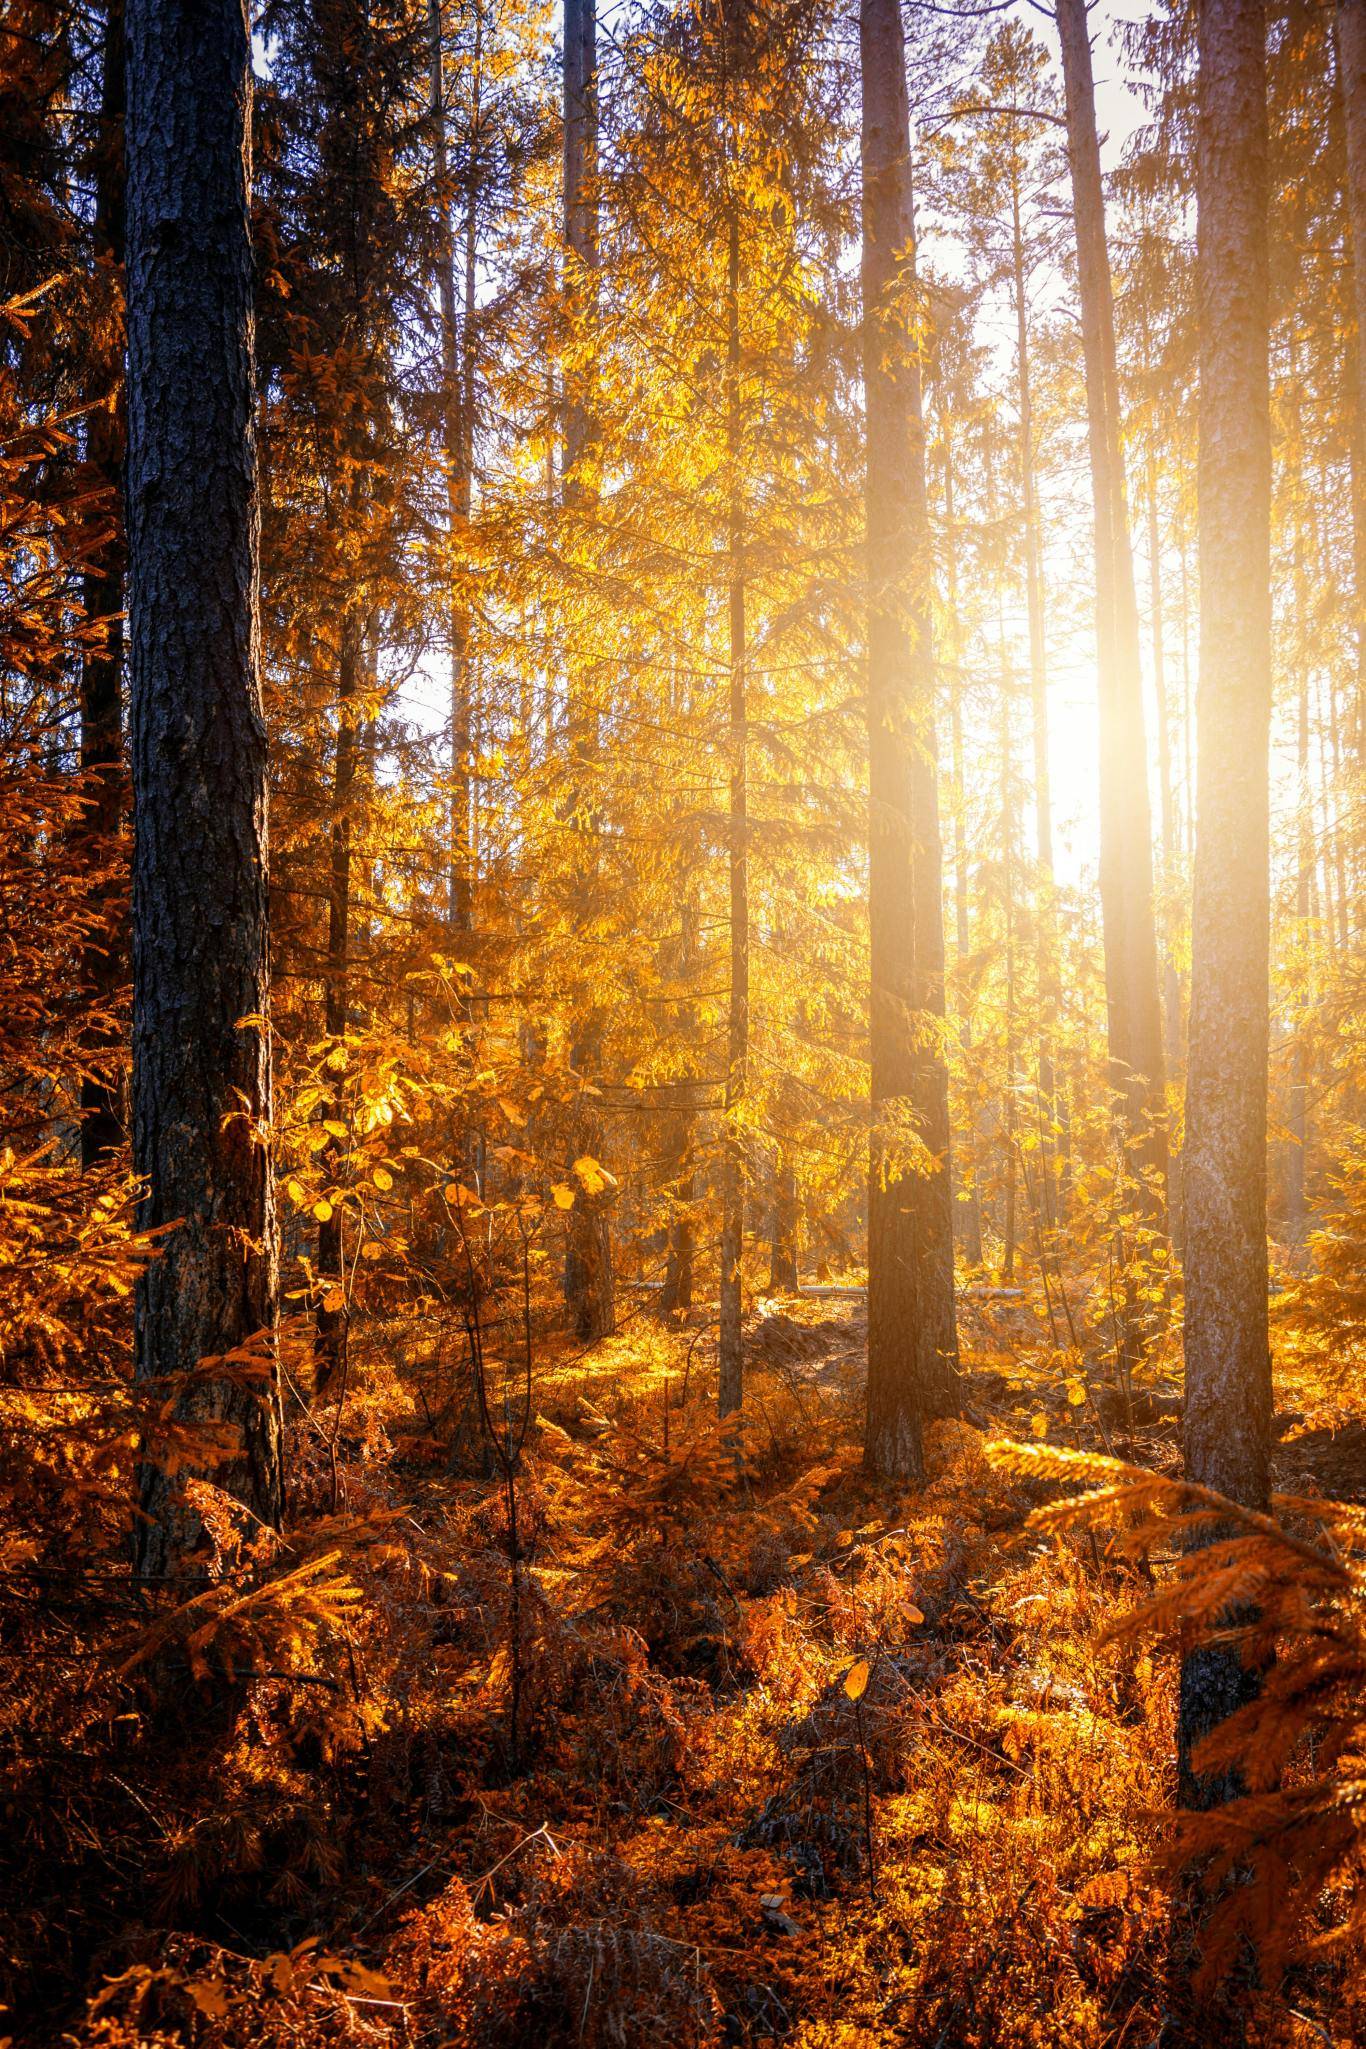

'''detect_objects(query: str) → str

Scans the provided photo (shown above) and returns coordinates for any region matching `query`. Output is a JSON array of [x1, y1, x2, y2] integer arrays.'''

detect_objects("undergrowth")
[[4, 1294, 1363, 2048]]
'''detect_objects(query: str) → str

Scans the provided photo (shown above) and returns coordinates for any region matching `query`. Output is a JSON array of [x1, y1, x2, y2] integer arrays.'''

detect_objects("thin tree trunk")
[[316, 613, 360, 1397], [1011, 179, 1059, 1257], [718, 205, 749, 1419], [1055, 0, 1168, 1225], [942, 427, 983, 1267], [861, 0, 959, 1481], [126, 0, 281, 1570], [79, 0, 127, 1166], [1180, 0, 1272, 1810], [429, 0, 475, 934], [562, 0, 613, 1342], [1336, 0, 1366, 761]]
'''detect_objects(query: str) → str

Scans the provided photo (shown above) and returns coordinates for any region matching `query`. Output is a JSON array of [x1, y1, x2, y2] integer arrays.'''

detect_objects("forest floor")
[[12, 1285, 1366, 2049]]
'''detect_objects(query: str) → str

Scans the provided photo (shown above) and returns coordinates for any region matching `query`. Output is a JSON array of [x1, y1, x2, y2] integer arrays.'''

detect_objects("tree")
[[561, 0, 616, 1344], [125, 0, 282, 1569], [1336, 0, 1366, 757], [861, 0, 959, 1481], [78, 0, 128, 1168], [1180, 0, 1272, 1808], [1055, 0, 1168, 1242]]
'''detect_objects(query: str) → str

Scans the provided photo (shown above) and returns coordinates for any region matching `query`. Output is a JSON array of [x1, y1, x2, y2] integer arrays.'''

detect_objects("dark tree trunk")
[[1055, 0, 1168, 1228], [1180, 0, 1272, 1810], [79, 0, 127, 1167], [316, 613, 360, 1398], [561, 0, 614, 1344], [861, 0, 959, 1482], [125, 0, 281, 1571]]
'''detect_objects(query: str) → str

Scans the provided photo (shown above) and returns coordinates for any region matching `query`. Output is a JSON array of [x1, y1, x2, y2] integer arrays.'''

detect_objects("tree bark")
[[861, 0, 959, 1482], [1055, 0, 1168, 1221], [126, 0, 281, 1571], [561, 0, 614, 1343], [315, 612, 360, 1397], [79, 0, 127, 1167], [1180, 0, 1272, 1809]]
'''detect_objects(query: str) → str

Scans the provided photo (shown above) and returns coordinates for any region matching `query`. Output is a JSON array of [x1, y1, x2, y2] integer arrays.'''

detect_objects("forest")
[[2, 0, 1366, 2039]]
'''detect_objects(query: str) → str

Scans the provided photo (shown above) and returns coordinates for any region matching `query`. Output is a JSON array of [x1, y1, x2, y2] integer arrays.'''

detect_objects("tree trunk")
[[718, 205, 749, 1419], [1055, 0, 1168, 1223], [316, 613, 360, 1398], [126, 0, 281, 1571], [942, 429, 983, 1267], [1010, 177, 1059, 1257], [79, 0, 127, 1167], [1336, 0, 1366, 761], [1180, 0, 1272, 1809], [768, 1142, 799, 1296], [429, 0, 475, 935], [861, 0, 959, 1482], [561, 0, 614, 1342]]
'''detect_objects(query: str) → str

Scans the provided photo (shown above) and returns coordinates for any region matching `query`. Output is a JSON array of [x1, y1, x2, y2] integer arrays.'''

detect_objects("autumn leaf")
[[551, 1182, 576, 1210], [844, 1658, 870, 1702]]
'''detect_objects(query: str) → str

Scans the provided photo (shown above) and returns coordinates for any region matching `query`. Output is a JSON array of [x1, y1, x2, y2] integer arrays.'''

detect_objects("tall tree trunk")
[[1180, 0, 1272, 1810], [1336, 0, 1366, 760], [429, 0, 475, 935], [1145, 450, 1183, 1083], [316, 613, 360, 1397], [126, 0, 281, 1571], [718, 205, 749, 1419], [861, 0, 959, 1482], [1010, 179, 1059, 1256], [79, 0, 127, 1167], [561, 0, 613, 1341], [942, 428, 983, 1267], [1055, 0, 1168, 1225]]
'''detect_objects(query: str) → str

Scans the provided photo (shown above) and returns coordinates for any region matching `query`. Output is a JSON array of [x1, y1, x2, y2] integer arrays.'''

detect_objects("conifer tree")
[[125, 0, 282, 1567]]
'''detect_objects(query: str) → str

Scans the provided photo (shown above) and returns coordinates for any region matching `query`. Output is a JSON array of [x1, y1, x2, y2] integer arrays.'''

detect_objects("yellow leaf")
[[313, 1200, 334, 1223], [1031, 1412, 1049, 1439], [905, 1602, 924, 1626], [844, 1659, 870, 1702], [551, 1182, 576, 1210], [286, 1178, 307, 1206], [1066, 1380, 1086, 1407], [372, 1167, 393, 1191], [321, 1287, 345, 1314], [323, 1119, 347, 1140], [573, 1153, 617, 1196]]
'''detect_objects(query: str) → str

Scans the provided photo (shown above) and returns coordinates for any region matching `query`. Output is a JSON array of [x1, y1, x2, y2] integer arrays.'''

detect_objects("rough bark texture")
[[1180, 0, 1272, 1809], [79, 0, 128, 1167], [126, 0, 282, 1571], [1055, 0, 1168, 1218], [1337, 0, 1366, 759], [561, 0, 614, 1344], [861, 0, 959, 1482]]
